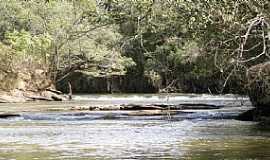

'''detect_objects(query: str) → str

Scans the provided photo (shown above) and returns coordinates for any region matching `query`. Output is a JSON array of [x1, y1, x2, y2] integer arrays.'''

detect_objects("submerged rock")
[[70, 103, 225, 111], [126, 110, 178, 116], [236, 109, 256, 121], [0, 113, 20, 119]]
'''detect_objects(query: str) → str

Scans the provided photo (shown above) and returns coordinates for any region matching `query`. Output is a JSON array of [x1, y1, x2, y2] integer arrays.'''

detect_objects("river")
[[0, 94, 269, 160]]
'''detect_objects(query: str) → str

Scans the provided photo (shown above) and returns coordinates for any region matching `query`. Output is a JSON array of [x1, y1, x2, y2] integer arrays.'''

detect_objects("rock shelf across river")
[[0, 102, 253, 120], [70, 103, 223, 111]]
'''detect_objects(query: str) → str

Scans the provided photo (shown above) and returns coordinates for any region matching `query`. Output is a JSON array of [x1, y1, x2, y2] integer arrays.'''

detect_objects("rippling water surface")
[[0, 94, 269, 160]]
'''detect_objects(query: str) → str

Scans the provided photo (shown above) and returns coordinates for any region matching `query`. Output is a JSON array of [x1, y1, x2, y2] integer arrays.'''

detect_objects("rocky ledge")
[[70, 103, 223, 111], [0, 89, 70, 103]]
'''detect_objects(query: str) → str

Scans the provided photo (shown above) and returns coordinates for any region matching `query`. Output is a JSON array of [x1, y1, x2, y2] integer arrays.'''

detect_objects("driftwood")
[[46, 88, 63, 94]]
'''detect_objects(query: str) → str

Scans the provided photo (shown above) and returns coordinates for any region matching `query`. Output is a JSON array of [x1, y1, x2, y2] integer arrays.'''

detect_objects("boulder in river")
[[247, 62, 270, 107], [240, 62, 270, 121]]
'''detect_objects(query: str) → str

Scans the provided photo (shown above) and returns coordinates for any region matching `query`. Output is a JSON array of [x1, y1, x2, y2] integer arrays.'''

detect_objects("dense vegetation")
[[0, 0, 269, 95]]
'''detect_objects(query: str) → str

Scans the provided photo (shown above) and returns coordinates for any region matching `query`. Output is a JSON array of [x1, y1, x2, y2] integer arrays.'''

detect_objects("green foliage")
[[0, 0, 268, 92], [5, 30, 52, 61], [102, 0, 197, 86], [0, 0, 135, 84], [0, 42, 16, 72], [0, 0, 29, 39]]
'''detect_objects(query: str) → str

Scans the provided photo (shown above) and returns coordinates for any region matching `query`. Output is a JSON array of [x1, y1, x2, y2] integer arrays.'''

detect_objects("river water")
[[0, 94, 270, 160]]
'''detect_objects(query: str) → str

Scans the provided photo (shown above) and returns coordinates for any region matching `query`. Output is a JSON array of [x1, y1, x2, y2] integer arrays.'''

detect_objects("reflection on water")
[[0, 94, 269, 160], [185, 138, 270, 160], [0, 119, 270, 160]]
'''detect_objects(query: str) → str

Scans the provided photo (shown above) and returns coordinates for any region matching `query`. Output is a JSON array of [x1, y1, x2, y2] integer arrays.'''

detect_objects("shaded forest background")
[[0, 0, 269, 95]]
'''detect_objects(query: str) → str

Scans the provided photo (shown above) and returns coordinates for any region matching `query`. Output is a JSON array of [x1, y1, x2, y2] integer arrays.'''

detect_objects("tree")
[[0, 0, 134, 89]]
